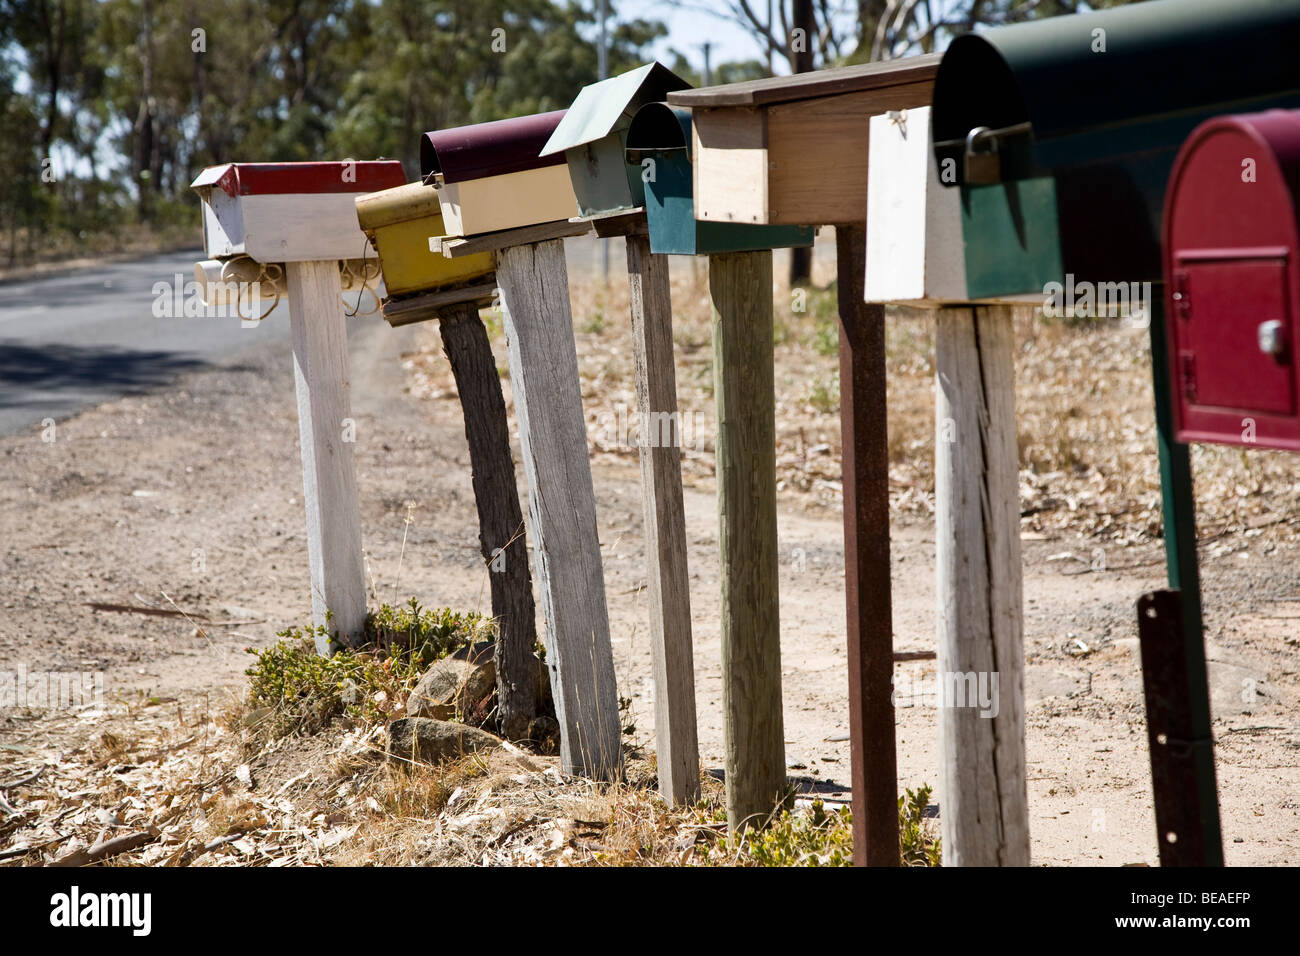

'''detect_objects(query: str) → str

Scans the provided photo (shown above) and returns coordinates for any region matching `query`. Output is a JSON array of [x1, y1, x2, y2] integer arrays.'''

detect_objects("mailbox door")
[[1174, 256, 1294, 418]]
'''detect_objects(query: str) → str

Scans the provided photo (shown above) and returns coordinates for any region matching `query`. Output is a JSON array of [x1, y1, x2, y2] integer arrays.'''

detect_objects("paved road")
[[0, 250, 301, 437]]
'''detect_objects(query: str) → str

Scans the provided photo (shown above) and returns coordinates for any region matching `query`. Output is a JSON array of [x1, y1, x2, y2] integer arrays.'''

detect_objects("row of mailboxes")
[[925, 0, 1300, 302], [1164, 109, 1300, 453]]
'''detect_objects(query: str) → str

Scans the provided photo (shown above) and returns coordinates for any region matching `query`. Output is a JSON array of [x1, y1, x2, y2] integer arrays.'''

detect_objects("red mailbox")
[[1164, 109, 1300, 451]]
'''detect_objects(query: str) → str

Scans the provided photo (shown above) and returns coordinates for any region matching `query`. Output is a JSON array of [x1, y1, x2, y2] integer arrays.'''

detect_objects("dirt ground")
[[2, 238, 1298, 865]]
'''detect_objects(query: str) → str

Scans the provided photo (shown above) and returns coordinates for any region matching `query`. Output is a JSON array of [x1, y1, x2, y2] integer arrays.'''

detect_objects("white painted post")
[[495, 238, 623, 780], [285, 259, 367, 651], [933, 304, 1029, 866]]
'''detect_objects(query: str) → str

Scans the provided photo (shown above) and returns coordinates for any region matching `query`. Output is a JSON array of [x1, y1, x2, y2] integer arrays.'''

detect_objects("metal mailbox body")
[[191, 161, 406, 263], [420, 111, 578, 237], [541, 62, 691, 219], [1164, 110, 1300, 452], [355, 182, 494, 298], [929, 0, 1300, 301], [624, 103, 813, 256], [667, 56, 938, 226]]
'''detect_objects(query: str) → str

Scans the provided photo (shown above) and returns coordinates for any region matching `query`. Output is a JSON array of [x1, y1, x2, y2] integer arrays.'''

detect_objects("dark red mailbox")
[[1164, 109, 1300, 451]]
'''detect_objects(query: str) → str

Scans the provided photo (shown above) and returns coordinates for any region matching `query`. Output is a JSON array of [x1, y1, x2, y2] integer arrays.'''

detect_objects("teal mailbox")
[[624, 102, 813, 256], [929, 0, 1300, 299], [541, 62, 691, 219]]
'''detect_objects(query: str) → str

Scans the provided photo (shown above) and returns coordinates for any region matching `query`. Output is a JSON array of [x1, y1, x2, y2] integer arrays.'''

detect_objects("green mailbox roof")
[[541, 62, 691, 156], [932, 0, 1300, 183]]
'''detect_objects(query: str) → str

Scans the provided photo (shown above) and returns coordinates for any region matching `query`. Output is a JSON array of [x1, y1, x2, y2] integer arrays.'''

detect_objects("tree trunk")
[[438, 301, 538, 741]]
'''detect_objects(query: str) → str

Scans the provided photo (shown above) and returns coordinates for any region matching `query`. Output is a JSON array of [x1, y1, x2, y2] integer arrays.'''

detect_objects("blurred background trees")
[[0, 0, 1140, 265]]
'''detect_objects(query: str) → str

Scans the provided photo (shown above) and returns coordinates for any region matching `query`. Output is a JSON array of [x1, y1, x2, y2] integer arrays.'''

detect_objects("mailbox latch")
[[1258, 319, 1288, 359]]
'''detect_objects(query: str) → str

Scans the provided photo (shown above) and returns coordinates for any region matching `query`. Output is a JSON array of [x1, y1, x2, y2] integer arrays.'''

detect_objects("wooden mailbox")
[[1164, 109, 1300, 453], [354, 182, 494, 301], [539, 62, 690, 219], [667, 56, 938, 226], [192, 161, 405, 262], [624, 102, 814, 255], [928, 0, 1300, 299], [190, 160, 405, 650], [420, 111, 577, 237]]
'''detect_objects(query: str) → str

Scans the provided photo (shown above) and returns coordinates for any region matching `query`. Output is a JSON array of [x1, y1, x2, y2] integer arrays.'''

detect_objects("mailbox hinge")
[[1172, 270, 1191, 320]]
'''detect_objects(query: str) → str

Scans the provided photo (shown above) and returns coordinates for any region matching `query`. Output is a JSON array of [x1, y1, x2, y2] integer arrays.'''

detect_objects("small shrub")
[[899, 784, 942, 866], [244, 600, 491, 738]]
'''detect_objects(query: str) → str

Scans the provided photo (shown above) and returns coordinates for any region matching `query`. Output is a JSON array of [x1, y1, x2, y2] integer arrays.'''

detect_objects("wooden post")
[[437, 300, 538, 742], [495, 239, 622, 780], [709, 250, 785, 830], [933, 304, 1029, 866], [285, 259, 367, 651], [836, 223, 899, 865], [625, 233, 700, 804]]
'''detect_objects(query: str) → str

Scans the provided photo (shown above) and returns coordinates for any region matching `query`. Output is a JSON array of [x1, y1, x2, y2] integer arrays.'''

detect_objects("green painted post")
[[1146, 290, 1223, 865]]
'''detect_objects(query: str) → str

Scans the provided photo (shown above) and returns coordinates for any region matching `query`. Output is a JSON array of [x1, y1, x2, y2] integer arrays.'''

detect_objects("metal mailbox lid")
[[931, 0, 1300, 186], [355, 182, 441, 232], [541, 62, 690, 156], [1164, 109, 1300, 450], [420, 110, 568, 183], [190, 161, 405, 196]]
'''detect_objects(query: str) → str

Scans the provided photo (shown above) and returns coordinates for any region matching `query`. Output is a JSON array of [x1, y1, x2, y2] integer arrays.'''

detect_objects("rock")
[[407, 645, 496, 720], [387, 717, 502, 765]]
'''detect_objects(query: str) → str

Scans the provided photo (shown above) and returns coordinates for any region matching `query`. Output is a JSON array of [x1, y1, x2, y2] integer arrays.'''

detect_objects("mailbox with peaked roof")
[[355, 182, 494, 299], [624, 102, 813, 256], [667, 56, 938, 226], [191, 161, 406, 262], [929, 0, 1300, 300], [1164, 109, 1300, 453], [540, 62, 691, 219], [420, 111, 577, 237]]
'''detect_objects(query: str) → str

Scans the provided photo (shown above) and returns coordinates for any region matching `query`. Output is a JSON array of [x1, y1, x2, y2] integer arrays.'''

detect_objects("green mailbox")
[[541, 62, 691, 219], [929, 0, 1300, 299], [624, 102, 813, 256]]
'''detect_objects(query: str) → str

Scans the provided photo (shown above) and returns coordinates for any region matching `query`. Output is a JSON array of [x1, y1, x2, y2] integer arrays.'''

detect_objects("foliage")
[[694, 784, 940, 866], [244, 600, 489, 737]]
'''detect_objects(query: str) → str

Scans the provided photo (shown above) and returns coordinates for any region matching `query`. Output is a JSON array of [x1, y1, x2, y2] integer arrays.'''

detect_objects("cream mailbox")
[[540, 62, 690, 219], [420, 111, 577, 236]]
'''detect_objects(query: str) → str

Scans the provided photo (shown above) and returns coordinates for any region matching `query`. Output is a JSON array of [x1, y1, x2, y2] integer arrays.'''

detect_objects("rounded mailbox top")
[[1165, 110, 1300, 263]]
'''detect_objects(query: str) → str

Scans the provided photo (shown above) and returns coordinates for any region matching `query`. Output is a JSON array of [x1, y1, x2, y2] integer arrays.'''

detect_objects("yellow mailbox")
[[355, 182, 495, 301]]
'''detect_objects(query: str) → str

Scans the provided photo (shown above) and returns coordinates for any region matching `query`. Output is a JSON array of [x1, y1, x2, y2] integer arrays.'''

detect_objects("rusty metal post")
[[836, 223, 900, 866]]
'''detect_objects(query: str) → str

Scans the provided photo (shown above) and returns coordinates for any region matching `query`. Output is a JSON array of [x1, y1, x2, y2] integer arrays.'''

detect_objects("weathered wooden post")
[[191, 161, 407, 650], [669, 58, 935, 850], [541, 63, 702, 803], [355, 181, 538, 740], [424, 113, 622, 778], [625, 96, 816, 827], [864, 106, 1030, 865]]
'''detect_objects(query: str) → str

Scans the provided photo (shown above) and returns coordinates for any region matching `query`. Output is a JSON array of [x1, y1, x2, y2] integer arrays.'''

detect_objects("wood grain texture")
[[668, 54, 938, 107], [708, 250, 785, 830], [692, 108, 769, 225], [625, 233, 700, 804], [836, 224, 899, 866], [438, 301, 538, 741], [286, 260, 367, 650], [438, 200, 591, 256], [933, 305, 1029, 866], [495, 239, 622, 779]]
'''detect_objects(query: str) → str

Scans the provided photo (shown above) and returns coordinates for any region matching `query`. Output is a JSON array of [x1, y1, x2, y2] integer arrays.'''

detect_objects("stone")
[[387, 717, 502, 765], [407, 643, 497, 720]]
